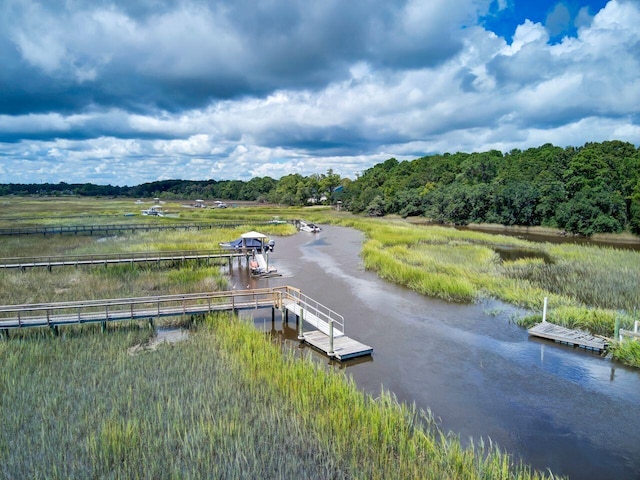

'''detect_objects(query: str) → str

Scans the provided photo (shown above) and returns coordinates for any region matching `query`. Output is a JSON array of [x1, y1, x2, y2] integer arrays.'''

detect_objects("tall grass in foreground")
[[0, 315, 560, 479]]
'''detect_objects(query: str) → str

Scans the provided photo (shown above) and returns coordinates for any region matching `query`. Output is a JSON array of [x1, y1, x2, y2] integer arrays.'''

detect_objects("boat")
[[219, 231, 278, 277], [219, 231, 275, 253], [141, 205, 164, 216], [299, 221, 321, 233]]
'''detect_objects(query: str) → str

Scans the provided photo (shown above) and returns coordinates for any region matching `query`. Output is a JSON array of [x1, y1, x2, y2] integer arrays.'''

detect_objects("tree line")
[[2, 141, 639, 235], [343, 141, 640, 236], [0, 170, 344, 206]]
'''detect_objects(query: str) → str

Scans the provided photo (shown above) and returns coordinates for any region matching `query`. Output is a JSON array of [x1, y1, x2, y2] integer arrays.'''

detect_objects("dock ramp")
[[255, 253, 268, 272], [279, 289, 372, 360]]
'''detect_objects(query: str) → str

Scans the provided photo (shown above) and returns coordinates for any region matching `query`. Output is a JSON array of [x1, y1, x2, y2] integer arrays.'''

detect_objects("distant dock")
[[528, 321, 608, 353], [527, 297, 609, 353]]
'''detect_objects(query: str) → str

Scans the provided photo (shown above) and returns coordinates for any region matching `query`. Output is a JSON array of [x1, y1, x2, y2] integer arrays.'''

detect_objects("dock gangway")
[[0, 286, 372, 361], [0, 249, 248, 270]]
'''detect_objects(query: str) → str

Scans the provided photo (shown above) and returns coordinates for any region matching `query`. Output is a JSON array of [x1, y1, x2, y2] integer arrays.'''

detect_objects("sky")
[[0, 0, 638, 186]]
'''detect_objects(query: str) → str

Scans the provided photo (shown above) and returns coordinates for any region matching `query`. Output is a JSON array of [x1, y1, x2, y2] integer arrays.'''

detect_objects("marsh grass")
[[0, 199, 632, 476], [1, 315, 557, 479], [609, 340, 640, 368], [0, 320, 353, 479], [0, 204, 293, 304]]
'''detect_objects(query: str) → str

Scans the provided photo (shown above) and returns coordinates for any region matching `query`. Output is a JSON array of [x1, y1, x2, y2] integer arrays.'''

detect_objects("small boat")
[[141, 205, 164, 216], [299, 221, 321, 233]]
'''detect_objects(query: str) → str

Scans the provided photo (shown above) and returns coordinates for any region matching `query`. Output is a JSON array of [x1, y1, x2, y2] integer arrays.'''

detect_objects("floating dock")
[[280, 296, 372, 361], [528, 321, 609, 352], [302, 331, 373, 361]]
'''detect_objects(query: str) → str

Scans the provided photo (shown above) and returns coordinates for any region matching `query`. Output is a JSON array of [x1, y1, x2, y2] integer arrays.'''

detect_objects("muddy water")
[[227, 226, 640, 480]]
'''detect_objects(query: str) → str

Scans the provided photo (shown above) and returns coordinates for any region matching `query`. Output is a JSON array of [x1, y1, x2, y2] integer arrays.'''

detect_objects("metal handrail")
[[275, 286, 345, 335], [0, 248, 245, 267], [0, 220, 290, 236], [0, 286, 348, 353]]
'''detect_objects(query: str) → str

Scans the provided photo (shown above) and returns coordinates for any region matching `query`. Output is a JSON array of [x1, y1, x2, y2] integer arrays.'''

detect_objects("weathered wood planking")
[[528, 322, 608, 352]]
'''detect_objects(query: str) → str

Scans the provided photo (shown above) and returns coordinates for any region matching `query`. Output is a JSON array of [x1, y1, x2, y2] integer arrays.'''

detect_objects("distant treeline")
[[2, 141, 639, 235], [343, 140, 640, 236]]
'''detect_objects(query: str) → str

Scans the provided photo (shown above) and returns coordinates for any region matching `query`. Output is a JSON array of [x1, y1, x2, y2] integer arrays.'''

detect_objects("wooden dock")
[[302, 331, 373, 361], [528, 321, 609, 352], [279, 294, 373, 360], [0, 249, 248, 270], [0, 220, 284, 237], [0, 286, 373, 361]]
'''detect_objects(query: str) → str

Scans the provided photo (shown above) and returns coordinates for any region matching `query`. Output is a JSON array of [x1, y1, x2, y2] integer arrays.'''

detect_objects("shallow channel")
[[227, 225, 640, 480]]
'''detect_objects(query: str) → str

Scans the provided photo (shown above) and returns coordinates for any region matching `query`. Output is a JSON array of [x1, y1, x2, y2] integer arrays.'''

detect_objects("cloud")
[[545, 3, 572, 37], [0, 0, 638, 185]]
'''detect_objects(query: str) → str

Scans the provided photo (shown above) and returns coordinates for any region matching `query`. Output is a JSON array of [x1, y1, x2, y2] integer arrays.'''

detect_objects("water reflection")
[[457, 225, 640, 251], [493, 246, 553, 263], [155, 327, 189, 344]]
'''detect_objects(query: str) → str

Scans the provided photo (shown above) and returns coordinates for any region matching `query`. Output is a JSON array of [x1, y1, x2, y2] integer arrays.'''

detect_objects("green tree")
[[320, 169, 342, 203]]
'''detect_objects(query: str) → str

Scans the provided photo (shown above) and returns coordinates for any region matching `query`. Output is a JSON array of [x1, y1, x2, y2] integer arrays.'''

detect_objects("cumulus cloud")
[[0, 0, 638, 185]]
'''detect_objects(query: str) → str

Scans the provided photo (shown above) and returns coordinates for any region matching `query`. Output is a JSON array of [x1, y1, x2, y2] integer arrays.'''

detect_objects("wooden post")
[[298, 309, 305, 340], [271, 307, 275, 322], [542, 297, 548, 323], [328, 320, 334, 357], [614, 316, 620, 341]]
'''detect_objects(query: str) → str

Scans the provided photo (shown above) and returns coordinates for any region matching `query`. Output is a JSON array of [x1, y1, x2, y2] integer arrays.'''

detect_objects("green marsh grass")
[[609, 340, 640, 368], [0, 315, 557, 479]]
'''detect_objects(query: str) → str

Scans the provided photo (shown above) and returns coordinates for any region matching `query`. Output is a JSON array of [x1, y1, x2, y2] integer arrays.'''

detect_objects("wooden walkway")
[[0, 286, 373, 361], [0, 249, 248, 270], [528, 321, 609, 352], [0, 220, 282, 237]]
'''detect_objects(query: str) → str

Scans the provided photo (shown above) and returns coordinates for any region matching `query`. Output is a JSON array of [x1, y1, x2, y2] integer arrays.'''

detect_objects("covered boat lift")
[[219, 231, 274, 253]]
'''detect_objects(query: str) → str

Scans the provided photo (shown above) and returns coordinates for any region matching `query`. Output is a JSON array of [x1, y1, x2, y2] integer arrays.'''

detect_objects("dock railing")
[[277, 286, 345, 337], [0, 287, 292, 329], [0, 286, 344, 334], [0, 249, 246, 269]]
